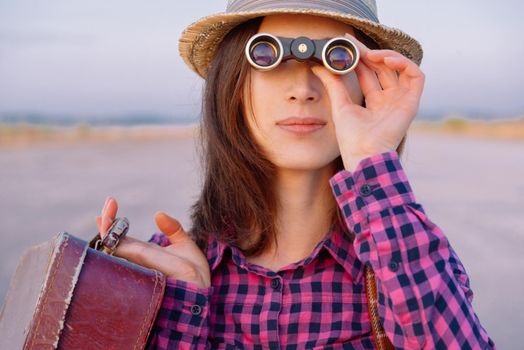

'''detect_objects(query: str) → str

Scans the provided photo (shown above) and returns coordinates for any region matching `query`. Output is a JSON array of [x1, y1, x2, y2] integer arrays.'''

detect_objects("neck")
[[247, 163, 338, 271]]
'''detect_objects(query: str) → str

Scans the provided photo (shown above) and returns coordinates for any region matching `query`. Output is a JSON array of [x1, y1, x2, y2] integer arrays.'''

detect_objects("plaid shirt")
[[146, 151, 496, 349]]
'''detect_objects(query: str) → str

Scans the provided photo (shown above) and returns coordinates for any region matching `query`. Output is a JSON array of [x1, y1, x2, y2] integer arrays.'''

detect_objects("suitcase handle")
[[88, 217, 129, 255]]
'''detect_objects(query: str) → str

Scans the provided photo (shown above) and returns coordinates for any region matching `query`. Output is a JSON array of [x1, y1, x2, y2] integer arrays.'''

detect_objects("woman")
[[96, 1, 496, 348]]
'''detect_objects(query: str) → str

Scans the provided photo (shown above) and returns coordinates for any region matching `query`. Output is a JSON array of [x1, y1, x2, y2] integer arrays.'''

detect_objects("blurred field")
[[0, 124, 522, 349], [411, 116, 524, 141], [0, 123, 197, 146], [3, 117, 524, 147]]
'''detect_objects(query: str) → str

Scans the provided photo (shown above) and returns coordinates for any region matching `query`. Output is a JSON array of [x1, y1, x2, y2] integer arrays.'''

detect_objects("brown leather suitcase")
[[0, 232, 166, 349]]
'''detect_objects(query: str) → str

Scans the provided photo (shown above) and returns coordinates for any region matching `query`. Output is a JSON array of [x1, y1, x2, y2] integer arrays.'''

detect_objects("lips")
[[276, 116, 326, 134], [276, 117, 326, 126]]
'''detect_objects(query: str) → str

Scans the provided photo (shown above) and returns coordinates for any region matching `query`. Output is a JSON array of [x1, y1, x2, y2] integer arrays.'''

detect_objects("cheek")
[[250, 72, 276, 113], [242, 80, 270, 147], [245, 72, 279, 132]]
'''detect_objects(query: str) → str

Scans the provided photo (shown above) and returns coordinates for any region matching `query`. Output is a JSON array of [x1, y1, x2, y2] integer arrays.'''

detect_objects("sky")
[[0, 0, 523, 120]]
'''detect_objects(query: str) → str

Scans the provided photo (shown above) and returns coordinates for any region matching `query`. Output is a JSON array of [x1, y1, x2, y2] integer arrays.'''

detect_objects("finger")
[[100, 196, 115, 217], [107, 235, 193, 279], [383, 57, 425, 95], [154, 211, 190, 245], [96, 215, 114, 238], [135, 245, 196, 280], [366, 49, 406, 60], [101, 215, 111, 237], [100, 197, 109, 218], [365, 52, 399, 89], [100, 197, 119, 236], [103, 197, 118, 218], [344, 33, 399, 89], [95, 215, 102, 232], [344, 32, 371, 58], [354, 59, 382, 96], [311, 65, 354, 109]]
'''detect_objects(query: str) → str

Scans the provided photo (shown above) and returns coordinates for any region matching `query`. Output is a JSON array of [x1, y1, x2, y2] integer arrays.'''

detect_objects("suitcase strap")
[[365, 264, 396, 350]]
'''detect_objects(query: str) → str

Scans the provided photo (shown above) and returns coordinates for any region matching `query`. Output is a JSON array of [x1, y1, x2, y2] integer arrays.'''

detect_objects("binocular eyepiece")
[[245, 33, 360, 75]]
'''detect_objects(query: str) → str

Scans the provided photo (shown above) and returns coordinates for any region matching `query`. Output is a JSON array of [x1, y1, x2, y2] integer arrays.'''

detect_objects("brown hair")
[[188, 17, 407, 256]]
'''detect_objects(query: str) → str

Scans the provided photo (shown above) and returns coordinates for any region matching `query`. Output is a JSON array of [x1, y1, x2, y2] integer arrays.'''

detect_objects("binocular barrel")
[[245, 33, 360, 75]]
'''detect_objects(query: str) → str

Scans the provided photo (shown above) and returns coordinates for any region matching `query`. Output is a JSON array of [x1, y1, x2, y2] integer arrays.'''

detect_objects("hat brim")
[[179, 8, 423, 78]]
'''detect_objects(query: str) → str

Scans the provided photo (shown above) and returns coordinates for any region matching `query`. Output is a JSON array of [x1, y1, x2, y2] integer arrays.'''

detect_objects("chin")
[[269, 151, 340, 172]]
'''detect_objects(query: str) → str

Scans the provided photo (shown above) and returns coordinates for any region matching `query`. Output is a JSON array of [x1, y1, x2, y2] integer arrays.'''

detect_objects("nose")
[[284, 60, 321, 103]]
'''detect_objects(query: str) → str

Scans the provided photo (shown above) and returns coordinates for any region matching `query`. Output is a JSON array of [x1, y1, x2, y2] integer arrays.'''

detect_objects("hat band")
[[227, 0, 379, 23]]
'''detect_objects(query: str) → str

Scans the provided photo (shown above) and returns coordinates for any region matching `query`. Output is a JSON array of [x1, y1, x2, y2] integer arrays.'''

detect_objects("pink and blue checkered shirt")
[[146, 151, 496, 349]]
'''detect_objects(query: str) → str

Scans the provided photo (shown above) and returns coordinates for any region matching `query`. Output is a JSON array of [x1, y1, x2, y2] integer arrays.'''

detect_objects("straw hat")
[[179, 0, 423, 78]]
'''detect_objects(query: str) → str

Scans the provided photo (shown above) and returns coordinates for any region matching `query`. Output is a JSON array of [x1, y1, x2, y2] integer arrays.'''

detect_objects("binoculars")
[[245, 33, 360, 75]]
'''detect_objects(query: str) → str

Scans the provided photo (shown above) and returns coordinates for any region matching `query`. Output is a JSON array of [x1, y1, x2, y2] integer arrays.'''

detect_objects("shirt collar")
[[322, 223, 364, 284], [206, 233, 227, 272], [206, 222, 364, 284]]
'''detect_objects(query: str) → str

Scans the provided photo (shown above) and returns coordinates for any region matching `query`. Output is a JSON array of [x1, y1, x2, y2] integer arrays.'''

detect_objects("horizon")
[[2, 108, 523, 127]]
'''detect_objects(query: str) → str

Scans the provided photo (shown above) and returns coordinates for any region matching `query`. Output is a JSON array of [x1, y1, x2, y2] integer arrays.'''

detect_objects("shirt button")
[[190, 304, 202, 315], [388, 260, 399, 272], [359, 183, 373, 196], [270, 278, 281, 290]]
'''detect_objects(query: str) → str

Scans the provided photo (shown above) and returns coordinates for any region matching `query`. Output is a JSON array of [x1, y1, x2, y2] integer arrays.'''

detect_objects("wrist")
[[342, 155, 373, 172], [342, 150, 397, 172]]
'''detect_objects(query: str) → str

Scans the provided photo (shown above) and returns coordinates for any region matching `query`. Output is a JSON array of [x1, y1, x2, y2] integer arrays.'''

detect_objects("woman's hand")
[[95, 196, 211, 288], [311, 32, 425, 171]]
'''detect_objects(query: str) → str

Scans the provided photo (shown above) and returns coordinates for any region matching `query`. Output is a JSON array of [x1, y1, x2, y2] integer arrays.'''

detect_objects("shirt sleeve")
[[145, 233, 213, 350], [329, 151, 496, 349]]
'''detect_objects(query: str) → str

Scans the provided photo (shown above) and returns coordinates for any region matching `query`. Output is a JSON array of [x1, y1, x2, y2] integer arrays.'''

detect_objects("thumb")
[[154, 211, 188, 245], [311, 65, 354, 109]]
